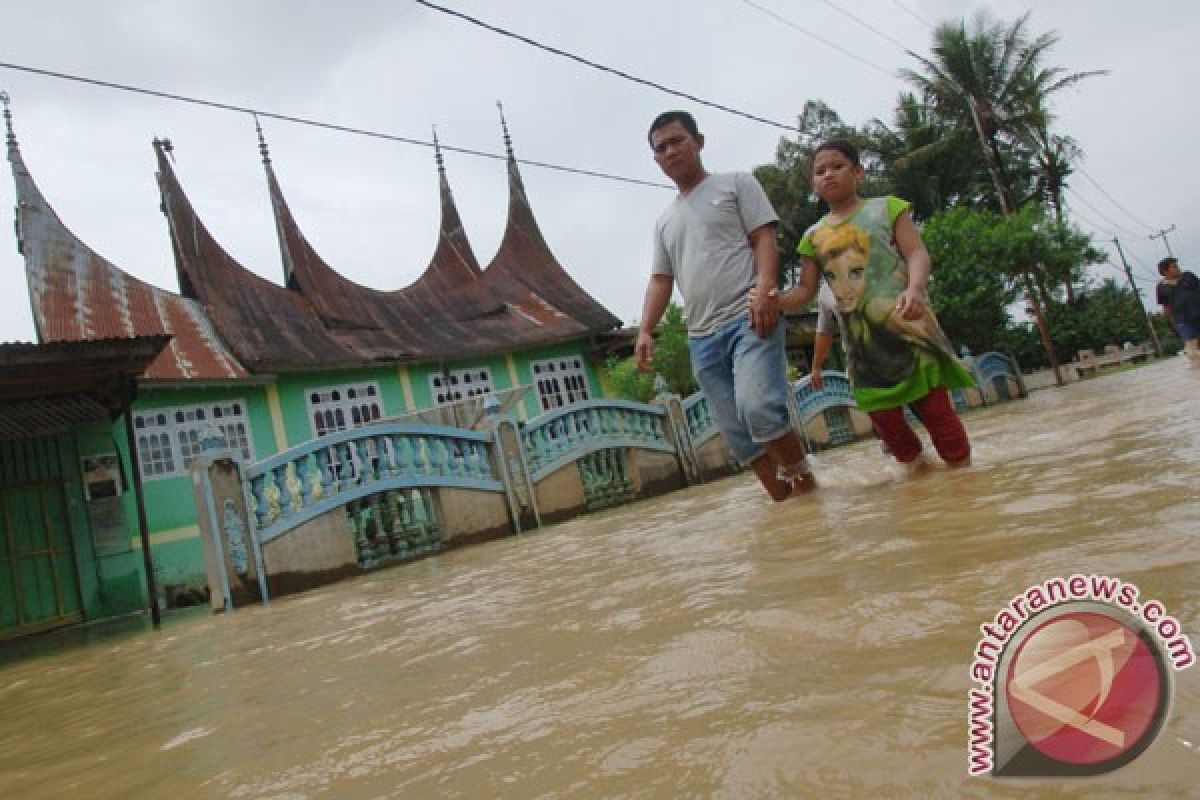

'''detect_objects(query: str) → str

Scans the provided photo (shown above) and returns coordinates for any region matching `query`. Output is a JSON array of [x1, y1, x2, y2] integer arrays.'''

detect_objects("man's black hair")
[[648, 111, 700, 146], [1159, 257, 1178, 276]]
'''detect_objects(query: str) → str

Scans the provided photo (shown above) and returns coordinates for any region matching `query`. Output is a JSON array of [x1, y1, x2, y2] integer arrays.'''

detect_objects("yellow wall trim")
[[265, 384, 288, 451]]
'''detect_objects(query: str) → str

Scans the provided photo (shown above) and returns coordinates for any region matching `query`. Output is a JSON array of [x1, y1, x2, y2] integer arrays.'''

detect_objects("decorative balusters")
[[411, 436, 427, 475], [296, 453, 315, 508], [250, 476, 269, 528], [375, 435, 395, 480], [394, 436, 413, 478]]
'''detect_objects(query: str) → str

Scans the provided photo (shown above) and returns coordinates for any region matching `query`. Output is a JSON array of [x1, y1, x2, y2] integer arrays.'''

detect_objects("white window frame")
[[531, 355, 591, 411], [429, 367, 494, 406], [306, 381, 383, 438], [132, 400, 255, 480]]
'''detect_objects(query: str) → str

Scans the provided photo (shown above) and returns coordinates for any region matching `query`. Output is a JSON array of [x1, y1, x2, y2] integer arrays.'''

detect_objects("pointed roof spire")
[[2, 91, 15, 151], [432, 125, 446, 175], [254, 114, 271, 165], [497, 100, 515, 160]]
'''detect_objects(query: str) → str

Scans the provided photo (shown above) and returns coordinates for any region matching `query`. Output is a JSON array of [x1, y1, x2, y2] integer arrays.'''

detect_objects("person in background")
[[1156, 257, 1200, 367]]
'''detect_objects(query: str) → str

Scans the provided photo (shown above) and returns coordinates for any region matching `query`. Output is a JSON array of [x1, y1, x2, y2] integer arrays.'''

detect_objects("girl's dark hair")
[[814, 138, 861, 166]]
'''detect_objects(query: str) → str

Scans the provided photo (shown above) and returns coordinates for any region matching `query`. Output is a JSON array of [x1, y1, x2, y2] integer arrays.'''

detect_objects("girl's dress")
[[797, 196, 974, 412]]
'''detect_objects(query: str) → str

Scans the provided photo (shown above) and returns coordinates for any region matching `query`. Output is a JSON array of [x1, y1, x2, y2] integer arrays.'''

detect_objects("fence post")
[[191, 426, 268, 609], [485, 395, 541, 531], [653, 375, 700, 486]]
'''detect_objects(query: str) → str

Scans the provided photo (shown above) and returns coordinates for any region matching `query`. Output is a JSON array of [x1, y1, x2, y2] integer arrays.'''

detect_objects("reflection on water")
[[1, 362, 1197, 798]]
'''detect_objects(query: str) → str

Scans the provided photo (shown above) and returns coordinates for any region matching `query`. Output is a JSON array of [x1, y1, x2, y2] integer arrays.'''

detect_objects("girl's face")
[[812, 149, 863, 205], [824, 249, 867, 312]]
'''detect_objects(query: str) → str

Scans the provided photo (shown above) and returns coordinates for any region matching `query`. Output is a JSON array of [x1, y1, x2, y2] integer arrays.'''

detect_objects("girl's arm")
[[809, 331, 833, 390], [893, 211, 931, 321], [774, 257, 820, 311]]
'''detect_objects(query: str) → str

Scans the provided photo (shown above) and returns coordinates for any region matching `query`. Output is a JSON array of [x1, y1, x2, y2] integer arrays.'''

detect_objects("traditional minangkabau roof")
[[155, 137, 365, 372], [256, 113, 620, 364], [9, 89, 620, 379], [5, 97, 247, 382], [480, 110, 621, 334]]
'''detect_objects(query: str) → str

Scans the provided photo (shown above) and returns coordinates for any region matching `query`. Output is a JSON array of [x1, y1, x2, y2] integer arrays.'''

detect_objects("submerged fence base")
[[193, 352, 1025, 609]]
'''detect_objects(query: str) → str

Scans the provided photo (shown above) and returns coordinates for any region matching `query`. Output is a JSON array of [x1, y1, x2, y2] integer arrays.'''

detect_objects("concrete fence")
[[192, 351, 1025, 610]]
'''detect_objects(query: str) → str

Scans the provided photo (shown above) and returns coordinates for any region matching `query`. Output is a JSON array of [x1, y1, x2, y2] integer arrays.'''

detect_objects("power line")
[[1065, 185, 1149, 239], [890, 0, 934, 29], [734, 0, 896, 77], [1067, 209, 1160, 281], [0, 60, 673, 190], [414, 0, 802, 133], [817, 0, 920, 57], [1075, 167, 1155, 232]]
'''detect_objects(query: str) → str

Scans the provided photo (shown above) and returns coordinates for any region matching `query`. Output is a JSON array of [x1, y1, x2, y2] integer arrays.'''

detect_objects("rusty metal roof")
[[155, 139, 366, 372], [6, 111, 248, 383], [255, 128, 621, 364], [10, 96, 620, 380], [0, 336, 171, 439]]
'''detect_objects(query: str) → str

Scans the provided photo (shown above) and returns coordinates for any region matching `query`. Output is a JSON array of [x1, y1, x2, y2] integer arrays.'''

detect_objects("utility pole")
[[1112, 237, 1163, 357], [1149, 224, 1176, 258]]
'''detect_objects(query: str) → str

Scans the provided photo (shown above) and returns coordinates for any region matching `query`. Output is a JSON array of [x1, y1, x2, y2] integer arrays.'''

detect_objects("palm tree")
[[899, 10, 1106, 383]]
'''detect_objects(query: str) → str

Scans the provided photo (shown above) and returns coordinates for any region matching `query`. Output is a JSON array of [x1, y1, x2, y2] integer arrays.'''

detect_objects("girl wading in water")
[[757, 139, 974, 468]]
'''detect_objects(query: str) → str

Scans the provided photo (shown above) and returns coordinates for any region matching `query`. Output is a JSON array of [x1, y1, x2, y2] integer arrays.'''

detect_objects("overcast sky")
[[0, 0, 1194, 345]]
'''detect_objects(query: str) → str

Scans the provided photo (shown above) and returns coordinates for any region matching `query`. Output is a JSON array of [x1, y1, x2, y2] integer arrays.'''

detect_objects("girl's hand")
[[894, 287, 928, 321], [810, 369, 824, 391]]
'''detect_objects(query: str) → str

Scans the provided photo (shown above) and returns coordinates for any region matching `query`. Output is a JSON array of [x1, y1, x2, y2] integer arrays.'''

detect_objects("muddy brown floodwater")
[[1, 361, 1197, 798]]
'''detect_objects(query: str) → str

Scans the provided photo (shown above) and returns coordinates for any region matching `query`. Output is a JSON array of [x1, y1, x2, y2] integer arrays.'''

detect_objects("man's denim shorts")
[[687, 313, 791, 464]]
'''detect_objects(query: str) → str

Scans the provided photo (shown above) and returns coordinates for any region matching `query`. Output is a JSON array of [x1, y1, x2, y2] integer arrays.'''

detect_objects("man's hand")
[[810, 369, 824, 391], [749, 285, 781, 337], [894, 287, 927, 321], [635, 330, 655, 373]]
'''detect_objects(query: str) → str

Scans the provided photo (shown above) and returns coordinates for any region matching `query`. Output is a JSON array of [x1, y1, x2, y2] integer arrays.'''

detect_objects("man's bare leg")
[[749, 454, 793, 502], [765, 431, 817, 494]]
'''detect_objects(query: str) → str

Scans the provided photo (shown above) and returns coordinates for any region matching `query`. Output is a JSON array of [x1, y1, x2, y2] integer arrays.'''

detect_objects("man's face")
[[824, 249, 867, 312], [650, 121, 702, 184], [1164, 263, 1182, 281]]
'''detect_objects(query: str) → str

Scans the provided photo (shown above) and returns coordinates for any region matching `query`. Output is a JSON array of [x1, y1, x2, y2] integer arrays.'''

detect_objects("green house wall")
[[19, 338, 607, 620]]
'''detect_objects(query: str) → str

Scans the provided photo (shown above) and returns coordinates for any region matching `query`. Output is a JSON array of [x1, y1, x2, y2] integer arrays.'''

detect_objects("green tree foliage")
[[899, 11, 1104, 213], [920, 207, 1014, 354], [921, 204, 1107, 359], [604, 303, 696, 402], [1002, 280, 1160, 367]]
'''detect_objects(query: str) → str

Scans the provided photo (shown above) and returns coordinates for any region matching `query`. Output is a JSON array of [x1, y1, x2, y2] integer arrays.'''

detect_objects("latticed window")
[[307, 382, 382, 437], [132, 401, 254, 479], [429, 368, 493, 406], [531, 356, 590, 411]]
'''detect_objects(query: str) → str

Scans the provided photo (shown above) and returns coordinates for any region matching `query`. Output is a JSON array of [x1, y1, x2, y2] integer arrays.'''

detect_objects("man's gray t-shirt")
[[652, 172, 779, 337]]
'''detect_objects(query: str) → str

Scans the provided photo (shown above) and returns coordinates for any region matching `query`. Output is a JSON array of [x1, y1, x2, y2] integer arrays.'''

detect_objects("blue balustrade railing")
[[791, 370, 857, 425], [972, 352, 1022, 396], [682, 391, 719, 444], [520, 399, 674, 482], [244, 423, 503, 545]]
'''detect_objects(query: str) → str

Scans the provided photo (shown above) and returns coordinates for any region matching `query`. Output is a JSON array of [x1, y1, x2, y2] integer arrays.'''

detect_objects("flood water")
[[1, 361, 1198, 799]]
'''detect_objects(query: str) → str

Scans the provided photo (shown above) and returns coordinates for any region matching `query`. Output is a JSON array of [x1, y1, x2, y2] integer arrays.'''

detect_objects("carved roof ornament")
[[432, 125, 445, 175], [1, 91, 15, 149], [254, 114, 271, 165], [497, 100, 514, 161]]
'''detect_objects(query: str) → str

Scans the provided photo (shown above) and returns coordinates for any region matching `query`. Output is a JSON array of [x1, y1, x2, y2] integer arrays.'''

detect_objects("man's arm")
[[635, 274, 674, 372], [747, 223, 781, 336]]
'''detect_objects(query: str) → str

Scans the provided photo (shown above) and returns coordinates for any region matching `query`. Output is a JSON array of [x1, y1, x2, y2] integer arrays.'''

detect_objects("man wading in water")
[[636, 111, 819, 501]]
